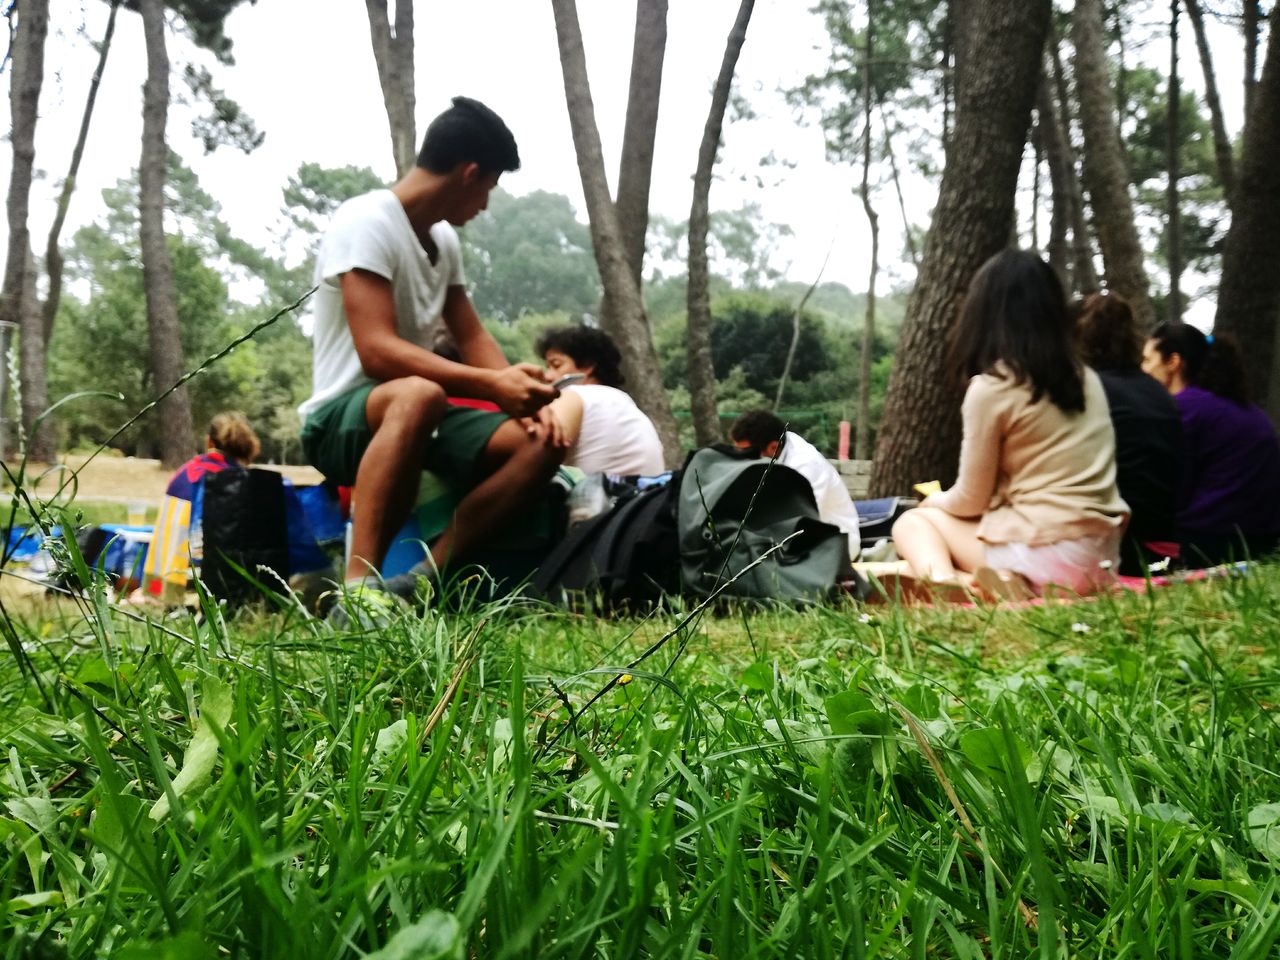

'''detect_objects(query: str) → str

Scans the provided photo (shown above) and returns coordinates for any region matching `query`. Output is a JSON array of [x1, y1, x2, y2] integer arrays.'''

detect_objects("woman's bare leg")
[[891, 507, 985, 581]]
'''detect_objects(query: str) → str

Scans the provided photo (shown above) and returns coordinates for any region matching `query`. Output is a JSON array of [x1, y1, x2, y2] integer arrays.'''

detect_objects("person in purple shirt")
[[1142, 322, 1280, 566]]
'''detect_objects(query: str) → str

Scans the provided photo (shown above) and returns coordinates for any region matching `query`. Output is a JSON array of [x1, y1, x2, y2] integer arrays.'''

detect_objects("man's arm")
[[442, 285, 508, 370], [343, 269, 556, 417]]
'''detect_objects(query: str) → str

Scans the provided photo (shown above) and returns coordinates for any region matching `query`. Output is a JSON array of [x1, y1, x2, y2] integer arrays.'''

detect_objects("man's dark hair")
[[535, 325, 625, 388], [1072, 291, 1142, 371], [948, 248, 1084, 413], [1149, 321, 1250, 405], [729, 410, 788, 457], [418, 96, 520, 176]]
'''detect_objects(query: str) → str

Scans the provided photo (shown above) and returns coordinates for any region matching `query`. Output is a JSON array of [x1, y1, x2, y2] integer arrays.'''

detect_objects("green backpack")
[[678, 446, 855, 603]]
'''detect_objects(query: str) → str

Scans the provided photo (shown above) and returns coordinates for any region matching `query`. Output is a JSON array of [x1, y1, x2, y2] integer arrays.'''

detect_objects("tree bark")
[[1038, 75, 1071, 288], [1, 0, 51, 461], [1215, 12, 1280, 422], [364, 0, 416, 178], [43, 0, 120, 351], [1167, 0, 1183, 324], [139, 0, 196, 469], [870, 0, 1050, 497], [1245, 0, 1261, 119], [687, 0, 754, 447], [1072, 0, 1156, 329], [856, 1, 879, 462], [1050, 36, 1098, 292], [1182, 0, 1235, 202], [614, 0, 667, 294], [550, 0, 680, 463], [18, 249, 50, 461]]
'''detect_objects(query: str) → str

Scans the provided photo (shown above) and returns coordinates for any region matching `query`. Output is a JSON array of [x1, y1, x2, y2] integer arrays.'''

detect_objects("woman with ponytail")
[[1142, 324, 1280, 564]]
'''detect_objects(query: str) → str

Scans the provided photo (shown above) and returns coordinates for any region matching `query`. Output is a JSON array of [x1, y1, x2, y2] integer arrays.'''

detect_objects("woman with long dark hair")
[[891, 250, 1129, 596], [1142, 323, 1280, 564]]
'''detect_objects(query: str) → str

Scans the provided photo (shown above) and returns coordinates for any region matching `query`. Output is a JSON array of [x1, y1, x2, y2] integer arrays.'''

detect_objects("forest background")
[[0, 0, 1273, 498]]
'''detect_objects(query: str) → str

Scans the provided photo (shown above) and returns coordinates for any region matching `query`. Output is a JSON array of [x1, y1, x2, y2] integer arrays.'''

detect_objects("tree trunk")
[[43, 0, 120, 351], [1072, 0, 1156, 329], [614, 0, 667, 293], [1245, 0, 1261, 119], [139, 0, 196, 469], [776, 252, 829, 411], [18, 249, 50, 460], [550, 0, 680, 463], [364, 0, 416, 178], [687, 0, 754, 447], [1, 0, 51, 461], [870, 0, 1050, 497], [1167, 0, 1183, 324], [1183, 0, 1235, 202], [856, 1, 879, 462], [1038, 75, 1072, 288], [1050, 36, 1098, 292], [1215, 12, 1280, 423], [880, 104, 919, 269]]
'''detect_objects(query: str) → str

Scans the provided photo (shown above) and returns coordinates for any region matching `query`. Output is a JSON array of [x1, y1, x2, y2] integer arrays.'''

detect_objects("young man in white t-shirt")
[[299, 97, 563, 597], [730, 410, 862, 559]]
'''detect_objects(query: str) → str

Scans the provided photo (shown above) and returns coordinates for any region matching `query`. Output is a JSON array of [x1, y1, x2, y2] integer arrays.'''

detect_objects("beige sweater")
[[929, 367, 1130, 546]]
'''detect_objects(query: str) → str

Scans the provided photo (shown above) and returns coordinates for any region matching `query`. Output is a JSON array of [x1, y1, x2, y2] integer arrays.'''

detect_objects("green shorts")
[[300, 384, 508, 488]]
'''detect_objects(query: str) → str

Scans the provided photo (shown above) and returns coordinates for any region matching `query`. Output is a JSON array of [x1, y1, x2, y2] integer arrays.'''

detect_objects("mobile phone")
[[553, 372, 587, 390]]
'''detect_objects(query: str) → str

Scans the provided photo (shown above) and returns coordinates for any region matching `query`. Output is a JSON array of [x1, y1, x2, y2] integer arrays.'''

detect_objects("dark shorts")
[[300, 384, 508, 488]]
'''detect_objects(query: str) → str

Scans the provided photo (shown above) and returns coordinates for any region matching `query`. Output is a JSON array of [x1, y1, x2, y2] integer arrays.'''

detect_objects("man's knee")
[[376, 377, 447, 435]]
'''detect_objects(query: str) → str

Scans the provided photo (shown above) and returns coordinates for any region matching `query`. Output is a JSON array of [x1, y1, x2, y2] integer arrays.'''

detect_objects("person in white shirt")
[[538, 325, 666, 477], [730, 410, 861, 559], [298, 97, 564, 597]]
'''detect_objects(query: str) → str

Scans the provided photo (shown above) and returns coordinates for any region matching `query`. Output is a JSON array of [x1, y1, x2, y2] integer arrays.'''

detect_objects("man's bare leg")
[[346, 377, 446, 582], [426, 418, 564, 571]]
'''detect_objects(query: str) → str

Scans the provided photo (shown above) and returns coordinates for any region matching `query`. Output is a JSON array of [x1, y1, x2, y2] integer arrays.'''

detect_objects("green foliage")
[[788, 0, 948, 164], [48, 159, 312, 460], [647, 204, 794, 288], [282, 162, 386, 236], [461, 189, 600, 323], [3, 537, 1280, 955]]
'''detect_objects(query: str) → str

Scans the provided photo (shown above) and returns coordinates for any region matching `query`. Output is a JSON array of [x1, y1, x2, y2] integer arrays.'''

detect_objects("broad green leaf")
[[1141, 802, 1195, 825], [825, 691, 889, 737], [366, 909, 462, 960], [117, 932, 217, 960], [1247, 803, 1280, 861], [5, 797, 58, 833], [959, 727, 1031, 776], [76, 658, 137, 686], [741, 661, 774, 693], [897, 683, 940, 719], [373, 718, 409, 766], [7, 891, 63, 911], [149, 679, 234, 822]]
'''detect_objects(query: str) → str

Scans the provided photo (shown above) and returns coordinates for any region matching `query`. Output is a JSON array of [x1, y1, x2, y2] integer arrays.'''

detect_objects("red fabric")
[[447, 397, 501, 412]]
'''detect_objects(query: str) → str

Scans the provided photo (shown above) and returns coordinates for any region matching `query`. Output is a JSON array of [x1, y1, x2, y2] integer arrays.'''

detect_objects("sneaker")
[[324, 582, 408, 631]]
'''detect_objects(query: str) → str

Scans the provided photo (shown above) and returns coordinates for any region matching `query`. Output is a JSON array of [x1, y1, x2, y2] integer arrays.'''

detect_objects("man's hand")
[[489, 363, 558, 418], [522, 404, 572, 447]]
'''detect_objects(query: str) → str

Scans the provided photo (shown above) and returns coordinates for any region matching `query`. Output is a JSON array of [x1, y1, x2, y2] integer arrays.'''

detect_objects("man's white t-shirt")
[[299, 190, 465, 421], [565, 384, 665, 476], [778, 430, 861, 558]]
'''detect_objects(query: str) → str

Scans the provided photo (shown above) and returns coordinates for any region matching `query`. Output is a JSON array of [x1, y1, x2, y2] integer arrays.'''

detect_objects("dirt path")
[[6, 454, 323, 507]]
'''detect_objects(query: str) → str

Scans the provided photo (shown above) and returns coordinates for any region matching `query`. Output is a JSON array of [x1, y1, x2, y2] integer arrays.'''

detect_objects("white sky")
[[2, 0, 1255, 316]]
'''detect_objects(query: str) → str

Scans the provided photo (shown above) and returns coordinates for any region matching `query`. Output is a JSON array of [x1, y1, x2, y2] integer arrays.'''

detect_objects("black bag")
[[678, 445, 854, 603], [531, 479, 680, 610], [201, 468, 290, 605]]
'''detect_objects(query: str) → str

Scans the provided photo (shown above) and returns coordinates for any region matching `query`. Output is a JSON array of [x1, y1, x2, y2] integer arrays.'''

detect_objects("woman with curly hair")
[[536, 325, 665, 477]]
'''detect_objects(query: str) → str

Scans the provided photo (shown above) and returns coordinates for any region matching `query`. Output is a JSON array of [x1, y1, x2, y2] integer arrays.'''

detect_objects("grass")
[[1, 554, 1279, 958]]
